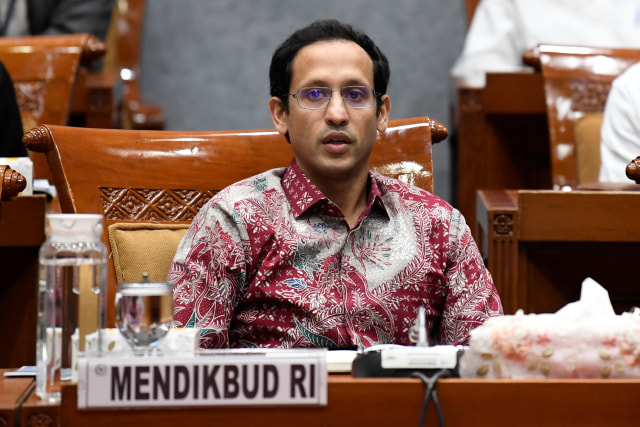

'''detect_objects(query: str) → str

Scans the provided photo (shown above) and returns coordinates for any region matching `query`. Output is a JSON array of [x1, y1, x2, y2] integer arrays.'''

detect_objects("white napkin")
[[555, 277, 616, 318]]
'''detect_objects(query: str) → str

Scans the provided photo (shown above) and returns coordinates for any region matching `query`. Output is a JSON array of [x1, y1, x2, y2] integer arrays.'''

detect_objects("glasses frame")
[[288, 86, 380, 110]]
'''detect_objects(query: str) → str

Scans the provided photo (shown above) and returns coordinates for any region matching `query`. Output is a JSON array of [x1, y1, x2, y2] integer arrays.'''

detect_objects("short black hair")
[[269, 19, 390, 114]]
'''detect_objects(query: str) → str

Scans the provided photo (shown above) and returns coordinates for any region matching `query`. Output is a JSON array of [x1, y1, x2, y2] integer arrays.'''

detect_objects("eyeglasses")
[[289, 86, 379, 109]]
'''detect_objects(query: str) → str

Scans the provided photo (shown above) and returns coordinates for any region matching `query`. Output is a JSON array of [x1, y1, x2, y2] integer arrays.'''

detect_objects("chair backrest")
[[0, 34, 106, 181], [103, 0, 164, 130], [24, 116, 447, 326], [0, 165, 26, 202], [524, 44, 640, 189]]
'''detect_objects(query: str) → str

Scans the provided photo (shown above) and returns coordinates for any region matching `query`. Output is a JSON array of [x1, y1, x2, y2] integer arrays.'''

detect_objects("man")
[[1, 0, 114, 39], [452, 0, 640, 87], [599, 61, 640, 182], [169, 19, 502, 349], [0, 60, 26, 156]]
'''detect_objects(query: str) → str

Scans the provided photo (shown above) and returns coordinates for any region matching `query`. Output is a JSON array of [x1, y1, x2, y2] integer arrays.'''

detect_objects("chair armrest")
[[0, 165, 26, 201], [626, 156, 640, 184]]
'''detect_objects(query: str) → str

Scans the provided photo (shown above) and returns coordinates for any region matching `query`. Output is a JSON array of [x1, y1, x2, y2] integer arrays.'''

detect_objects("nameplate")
[[381, 345, 459, 369], [77, 349, 327, 408]]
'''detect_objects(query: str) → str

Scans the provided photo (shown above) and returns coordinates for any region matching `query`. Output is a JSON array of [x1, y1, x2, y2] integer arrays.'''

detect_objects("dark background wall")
[[139, 0, 469, 204]]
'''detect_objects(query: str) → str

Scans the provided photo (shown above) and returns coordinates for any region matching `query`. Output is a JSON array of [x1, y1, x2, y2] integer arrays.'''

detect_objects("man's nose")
[[325, 92, 349, 125]]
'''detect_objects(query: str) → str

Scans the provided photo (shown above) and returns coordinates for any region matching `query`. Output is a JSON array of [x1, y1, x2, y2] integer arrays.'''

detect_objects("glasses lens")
[[297, 87, 331, 109], [341, 86, 375, 108]]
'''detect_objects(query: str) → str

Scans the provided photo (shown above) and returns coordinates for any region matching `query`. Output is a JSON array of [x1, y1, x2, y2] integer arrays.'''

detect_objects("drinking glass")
[[115, 278, 173, 356]]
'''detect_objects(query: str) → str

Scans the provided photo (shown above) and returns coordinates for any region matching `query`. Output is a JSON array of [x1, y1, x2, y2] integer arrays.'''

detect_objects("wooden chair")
[[23, 117, 447, 326], [0, 34, 106, 183], [106, 0, 164, 130], [71, 0, 164, 130], [523, 44, 640, 189]]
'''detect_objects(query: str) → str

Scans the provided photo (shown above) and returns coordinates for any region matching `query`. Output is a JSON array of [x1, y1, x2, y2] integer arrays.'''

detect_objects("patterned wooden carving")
[[458, 87, 482, 111], [99, 187, 215, 222], [26, 412, 55, 427], [492, 213, 514, 237], [569, 79, 612, 113], [88, 88, 112, 109]]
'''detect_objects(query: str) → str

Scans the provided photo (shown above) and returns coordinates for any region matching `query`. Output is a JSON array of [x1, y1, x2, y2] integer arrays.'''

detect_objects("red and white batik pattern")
[[169, 160, 502, 349]]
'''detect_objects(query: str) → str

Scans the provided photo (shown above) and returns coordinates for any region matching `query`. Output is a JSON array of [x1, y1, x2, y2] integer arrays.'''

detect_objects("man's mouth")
[[323, 132, 351, 145]]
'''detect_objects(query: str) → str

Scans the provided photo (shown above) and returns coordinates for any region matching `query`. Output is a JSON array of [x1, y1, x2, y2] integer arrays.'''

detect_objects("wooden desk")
[[0, 195, 46, 368], [15, 375, 640, 426], [476, 189, 640, 314], [0, 369, 34, 427], [20, 379, 59, 427], [454, 72, 551, 239]]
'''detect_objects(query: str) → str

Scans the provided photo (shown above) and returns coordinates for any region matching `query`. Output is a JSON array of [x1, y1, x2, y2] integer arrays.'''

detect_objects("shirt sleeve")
[[438, 209, 503, 345], [168, 197, 248, 348]]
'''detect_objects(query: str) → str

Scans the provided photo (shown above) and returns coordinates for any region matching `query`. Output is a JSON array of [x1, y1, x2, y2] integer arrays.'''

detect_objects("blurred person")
[[452, 0, 640, 87], [0, 0, 115, 40], [169, 19, 502, 350], [599, 61, 640, 182], [0, 60, 26, 157]]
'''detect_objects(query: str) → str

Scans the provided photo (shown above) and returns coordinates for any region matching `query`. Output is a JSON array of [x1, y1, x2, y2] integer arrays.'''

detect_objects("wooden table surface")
[[48, 375, 640, 426], [0, 195, 46, 368], [0, 369, 34, 427]]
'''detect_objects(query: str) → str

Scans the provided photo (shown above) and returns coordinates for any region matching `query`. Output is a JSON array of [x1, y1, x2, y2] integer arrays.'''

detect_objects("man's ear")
[[376, 94, 391, 133], [269, 97, 289, 136]]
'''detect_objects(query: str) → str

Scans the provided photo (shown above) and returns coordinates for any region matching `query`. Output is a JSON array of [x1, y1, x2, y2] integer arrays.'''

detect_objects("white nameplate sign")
[[381, 345, 458, 369], [77, 349, 327, 408]]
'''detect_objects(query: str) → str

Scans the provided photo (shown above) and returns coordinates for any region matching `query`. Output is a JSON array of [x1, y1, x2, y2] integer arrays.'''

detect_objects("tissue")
[[459, 278, 640, 379]]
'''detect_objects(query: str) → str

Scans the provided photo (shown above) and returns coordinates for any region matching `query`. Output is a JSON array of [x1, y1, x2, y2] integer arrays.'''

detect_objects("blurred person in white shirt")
[[452, 0, 640, 87], [599, 62, 640, 182]]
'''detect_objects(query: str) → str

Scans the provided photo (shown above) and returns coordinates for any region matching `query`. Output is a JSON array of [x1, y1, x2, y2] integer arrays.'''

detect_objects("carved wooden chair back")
[[524, 44, 640, 189], [0, 34, 106, 181], [23, 117, 447, 325]]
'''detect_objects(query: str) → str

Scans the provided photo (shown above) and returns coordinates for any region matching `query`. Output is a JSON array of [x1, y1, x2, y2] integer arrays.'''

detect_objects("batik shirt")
[[169, 160, 502, 349]]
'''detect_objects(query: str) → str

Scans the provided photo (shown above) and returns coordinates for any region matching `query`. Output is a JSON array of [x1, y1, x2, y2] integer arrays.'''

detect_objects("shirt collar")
[[282, 159, 389, 221]]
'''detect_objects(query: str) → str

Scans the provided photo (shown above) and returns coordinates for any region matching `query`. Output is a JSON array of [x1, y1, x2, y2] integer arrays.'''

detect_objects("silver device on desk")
[[351, 307, 466, 377]]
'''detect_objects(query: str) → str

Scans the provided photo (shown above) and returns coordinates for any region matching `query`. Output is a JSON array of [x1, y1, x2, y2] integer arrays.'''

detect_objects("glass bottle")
[[36, 214, 107, 402]]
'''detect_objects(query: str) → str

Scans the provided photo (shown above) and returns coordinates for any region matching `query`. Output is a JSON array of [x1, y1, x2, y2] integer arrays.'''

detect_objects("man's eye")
[[303, 89, 326, 99], [345, 89, 365, 100]]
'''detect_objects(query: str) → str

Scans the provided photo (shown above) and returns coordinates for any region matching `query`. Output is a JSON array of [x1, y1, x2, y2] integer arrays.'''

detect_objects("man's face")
[[269, 40, 390, 186]]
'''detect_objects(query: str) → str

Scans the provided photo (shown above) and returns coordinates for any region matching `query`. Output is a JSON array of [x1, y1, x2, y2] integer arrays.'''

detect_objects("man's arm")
[[168, 199, 248, 349], [439, 209, 503, 345]]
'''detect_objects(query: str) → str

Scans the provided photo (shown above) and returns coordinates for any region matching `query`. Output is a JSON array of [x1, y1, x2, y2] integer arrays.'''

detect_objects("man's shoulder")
[[372, 173, 452, 209], [215, 167, 287, 203]]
